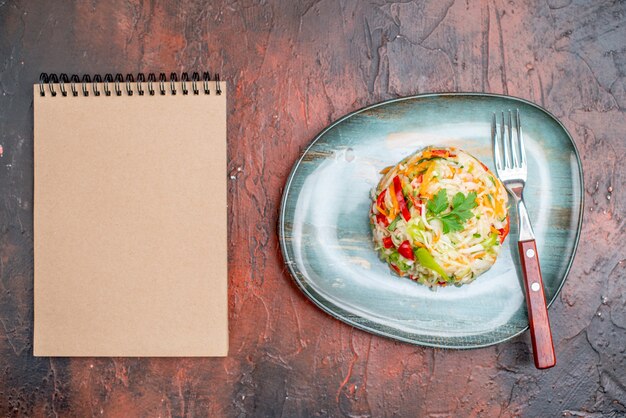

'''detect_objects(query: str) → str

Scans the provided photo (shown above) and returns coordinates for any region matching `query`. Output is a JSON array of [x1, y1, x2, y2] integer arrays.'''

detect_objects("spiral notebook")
[[33, 72, 228, 357]]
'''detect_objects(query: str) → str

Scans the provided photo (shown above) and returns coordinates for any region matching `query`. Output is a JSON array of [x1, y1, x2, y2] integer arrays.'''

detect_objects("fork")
[[492, 110, 556, 369]]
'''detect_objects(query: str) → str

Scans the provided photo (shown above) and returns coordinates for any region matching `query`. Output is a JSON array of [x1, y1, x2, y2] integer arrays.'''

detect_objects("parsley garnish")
[[426, 189, 448, 214], [426, 188, 478, 233]]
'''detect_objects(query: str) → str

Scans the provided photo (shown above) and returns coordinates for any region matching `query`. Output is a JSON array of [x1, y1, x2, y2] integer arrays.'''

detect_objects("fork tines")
[[492, 109, 527, 171]]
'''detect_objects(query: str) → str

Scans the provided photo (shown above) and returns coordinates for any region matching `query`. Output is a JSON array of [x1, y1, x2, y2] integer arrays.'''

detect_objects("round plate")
[[279, 93, 583, 349]]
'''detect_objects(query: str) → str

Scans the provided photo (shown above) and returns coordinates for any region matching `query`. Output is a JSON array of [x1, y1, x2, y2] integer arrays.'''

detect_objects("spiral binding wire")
[[38, 72, 222, 97]]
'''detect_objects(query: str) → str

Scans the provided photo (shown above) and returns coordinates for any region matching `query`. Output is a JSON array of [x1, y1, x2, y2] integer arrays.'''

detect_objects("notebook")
[[33, 72, 228, 357]]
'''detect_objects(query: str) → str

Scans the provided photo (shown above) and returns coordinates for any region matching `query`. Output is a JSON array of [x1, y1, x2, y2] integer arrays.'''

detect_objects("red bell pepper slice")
[[376, 213, 389, 227], [408, 195, 423, 215], [382, 236, 394, 249], [377, 189, 387, 209], [376, 189, 389, 209], [390, 264, 403, 276], [498, 215, 511, 244], [430, 149, 449, 157], [398, 240, 415, 261], [392, 176, 411, 222], [376, 189, 390, 218]]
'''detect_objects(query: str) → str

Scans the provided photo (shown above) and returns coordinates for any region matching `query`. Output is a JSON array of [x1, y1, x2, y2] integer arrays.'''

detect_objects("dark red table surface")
[[1, 1, 625, 416]]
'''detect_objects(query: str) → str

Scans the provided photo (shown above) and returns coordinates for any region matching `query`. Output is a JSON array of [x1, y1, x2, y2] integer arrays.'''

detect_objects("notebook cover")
[[33, 83, 228, 356]]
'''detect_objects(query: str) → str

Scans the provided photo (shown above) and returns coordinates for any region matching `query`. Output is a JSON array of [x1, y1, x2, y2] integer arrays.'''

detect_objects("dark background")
[[1, 0, 625, 416]]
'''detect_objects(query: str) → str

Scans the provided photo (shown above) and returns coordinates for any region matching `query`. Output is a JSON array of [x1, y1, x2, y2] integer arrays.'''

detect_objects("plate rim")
[[278, 92, 585, 349]]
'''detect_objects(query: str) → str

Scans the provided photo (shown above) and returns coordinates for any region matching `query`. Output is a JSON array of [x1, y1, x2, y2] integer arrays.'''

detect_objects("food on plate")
[[369, 146, 510, 289]]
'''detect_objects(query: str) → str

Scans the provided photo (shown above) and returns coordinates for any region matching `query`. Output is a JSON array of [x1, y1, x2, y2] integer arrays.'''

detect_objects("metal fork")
[[492, 110, 556, 369]]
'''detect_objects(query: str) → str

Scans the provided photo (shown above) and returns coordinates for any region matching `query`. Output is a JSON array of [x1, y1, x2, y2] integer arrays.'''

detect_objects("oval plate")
[[279, 93, 583, 349]]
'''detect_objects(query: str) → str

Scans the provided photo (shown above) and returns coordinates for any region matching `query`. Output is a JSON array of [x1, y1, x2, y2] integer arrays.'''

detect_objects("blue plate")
[[279, 93, 583, 348]]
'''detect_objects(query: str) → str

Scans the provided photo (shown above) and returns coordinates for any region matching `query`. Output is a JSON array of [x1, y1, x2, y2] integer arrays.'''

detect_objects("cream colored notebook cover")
[[33, 75, 227, 356]]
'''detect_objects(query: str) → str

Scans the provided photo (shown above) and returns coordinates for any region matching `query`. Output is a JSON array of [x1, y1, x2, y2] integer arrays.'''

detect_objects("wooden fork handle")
[[518, 239, 556, 369]]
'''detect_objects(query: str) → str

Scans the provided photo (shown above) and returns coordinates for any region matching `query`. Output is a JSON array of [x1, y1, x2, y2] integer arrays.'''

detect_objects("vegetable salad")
[[370, 146, 510, 289]]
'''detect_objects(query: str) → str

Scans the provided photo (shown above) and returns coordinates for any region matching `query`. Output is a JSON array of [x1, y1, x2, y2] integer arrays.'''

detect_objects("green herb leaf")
[[452, 192, 464, 208], [427, 189, 449, 215], [429, 191, 478, 233], [438, 213, 463, 233], [454, 191, 478, 213]]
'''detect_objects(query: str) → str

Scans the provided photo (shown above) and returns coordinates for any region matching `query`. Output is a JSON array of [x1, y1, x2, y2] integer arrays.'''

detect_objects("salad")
[[370, 146, 510, 289]]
